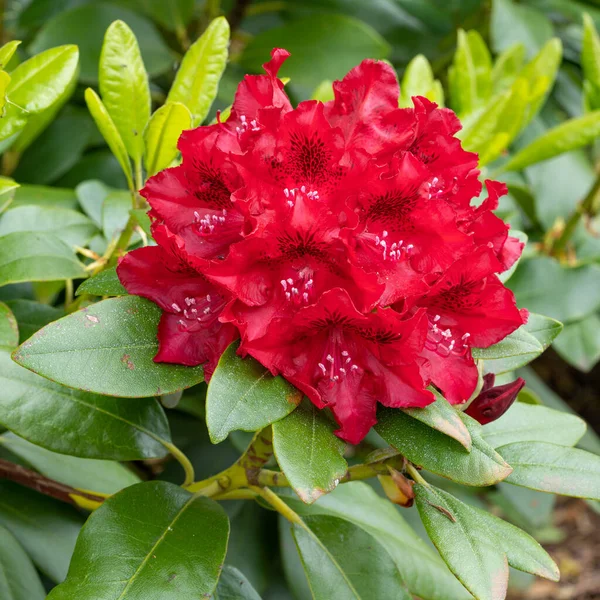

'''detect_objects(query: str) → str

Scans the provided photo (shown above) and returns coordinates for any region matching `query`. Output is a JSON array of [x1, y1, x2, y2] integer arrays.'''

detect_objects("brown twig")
[[0, 459, 105, 506]]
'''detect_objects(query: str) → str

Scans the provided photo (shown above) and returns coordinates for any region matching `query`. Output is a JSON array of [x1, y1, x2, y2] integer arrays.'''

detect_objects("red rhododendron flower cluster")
[[117, 49, 528, 444]]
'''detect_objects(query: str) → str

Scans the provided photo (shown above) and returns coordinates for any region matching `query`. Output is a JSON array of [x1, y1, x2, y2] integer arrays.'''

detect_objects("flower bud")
[[465, 374, 525, 425], [378, 467, 415, 507]]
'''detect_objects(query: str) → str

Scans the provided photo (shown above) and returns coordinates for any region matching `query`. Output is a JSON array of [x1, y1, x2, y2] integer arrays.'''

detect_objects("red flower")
[[235, 288, 434, 444], [116, 225, 238, 379], [465, 374, 525, 424], [116, 48, 529, 443]]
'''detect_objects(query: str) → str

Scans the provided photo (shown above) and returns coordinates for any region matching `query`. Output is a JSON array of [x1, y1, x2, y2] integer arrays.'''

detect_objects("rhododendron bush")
[[0, 3, 599, 600]]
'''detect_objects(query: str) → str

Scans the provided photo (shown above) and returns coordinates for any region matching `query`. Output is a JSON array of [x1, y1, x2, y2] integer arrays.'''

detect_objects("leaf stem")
[[164, 442, 195, 487], [550, 172, 600, 255], [250, 485, 304, 526], [406, 463, 428, 486]]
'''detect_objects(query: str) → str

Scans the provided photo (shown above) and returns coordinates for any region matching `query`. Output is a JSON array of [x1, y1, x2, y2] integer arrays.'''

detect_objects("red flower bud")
[[465, 374, 525, 425]]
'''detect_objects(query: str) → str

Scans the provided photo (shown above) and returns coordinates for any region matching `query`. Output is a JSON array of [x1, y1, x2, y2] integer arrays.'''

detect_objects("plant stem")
[[250, 485, 304, 526], [550, 172, 600, 255], [164, 442, 195, 487], [0, 458, 106, 507], [64, 279, 74, 310], [406, 463, 428, 486]]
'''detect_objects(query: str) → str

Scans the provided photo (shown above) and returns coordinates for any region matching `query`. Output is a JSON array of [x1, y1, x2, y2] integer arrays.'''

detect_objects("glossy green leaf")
[[311, 80, 334, 103], [0, 524, 45, 600], [167, 17, 230, 126], [0, 231, 86, 286], [483, 402, 586, 448], [12, 184, 78, 211], [449, 29, 491, 117], [5, 299, 62, 342], [48, 481, 229, 599], [240, 14, 389, 98], [498, 441, 600, 499], [0, 301, 18, 347], [0, 70, 10, 114], [0, 103, 29, 143], [0, 205, 97, 247], [84, 87, 133, 189], [13, 295, 204, 397], [0, 176, 18, 213], [28, 3, 173, 83], [376, 409, 512, 486], [415, 483, 558, 600], [399, 54, 444, 108], [403, 390, 472, 451], [292, 514, 411, 599], [8, 45, 79, 114], [553, 313, 600, 372], [502, 110, 600, 172], [508, 257, 600, 324], [0, 41, 20, 69], [0, 482, 83, 582], [144, 102, 192, 176], [206, 342, 302, 443], [211, 565, 262, 600], [491, 43, 526, 94], [100, 20, 150, 163], [76, 266, 127, 297], [75, 179, 108, 226], [101, 190, 131, 242], [582, 13, 600, 110], [285, 482, 472, 600], [273, 401, 347, 504], [0, 348, 171, 460], [472, 313, 562, 374], [130, 208, 152, 237], [0, 432, 140, 494]]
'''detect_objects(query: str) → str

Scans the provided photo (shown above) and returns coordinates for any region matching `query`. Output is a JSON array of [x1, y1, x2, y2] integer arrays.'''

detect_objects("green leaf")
[[0, 176, 18, 213], [502, 110, 600, 172], [399, 54, 444, 108], [122, 0, 195, 32], [0, 482, 83, 582], [273, 401, 347, 504], [13, 295, 204, 397], [239, 14, 389, 98], [415, 483, 558, 600], [518, 38, 563, 127], [0, 524, 45, 600], [5, 299, 62, 342], [449, 29, 492, 117], [285, 482, 472, 600], [376, 409, 512, 486], [472, 313, 562, 374], [7, 45, 79, 114], [0, 41, 20, 69], [101, 190, 131, 242], [498, 230, 528, 283], [0, 231, 86, 286], [0, 205, 97, 248], [0, 348, 171, 460], [292, 514, 411, 599], [84, 87, 133, 189], [311, 80, 334, 103], [491, 43, 526, 94], [553, 313, 600, 372], [76, 266, 127, 297], [144, 102, 192, 176], [403, 390, 472, 451], [12, 184, 78, 211], [100, 20, 150, 163], [28, 3, 173, 83], [48, 481, 229, 599], [582, 13, 600, 106], [75, 179, 108, 226], [206, 342, 302, 443], [498, 441, 600, 499], [167, 17, 230, 126], [508, 257, 600, 324], [130, 207, 152, 237], [482, 402, 586, 448], [211, 565, 262, 600], [0, 432, 140, 494], [0, 301, 18, 347], [0, 102, 29, 144]]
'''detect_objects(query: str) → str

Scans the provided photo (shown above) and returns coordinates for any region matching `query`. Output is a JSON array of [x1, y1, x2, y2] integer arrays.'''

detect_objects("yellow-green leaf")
[[167, 16, 229, 126], [143, 102, 191, 177], [100, 20, 150, 163], [84, 87, 133, 189], [399, 54, 444, 107], [582, 13, 600, 111], [0, 40, 20, 69], [491, 43, 526, 94]]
